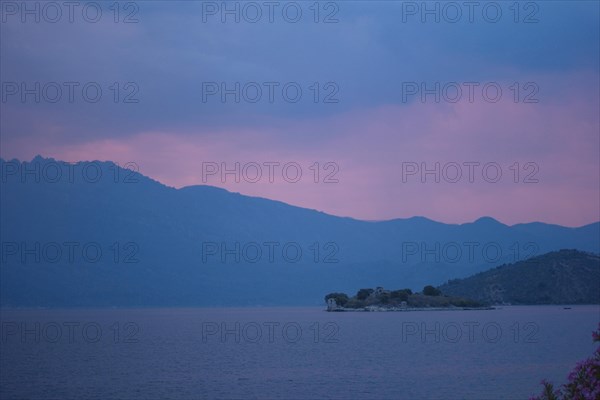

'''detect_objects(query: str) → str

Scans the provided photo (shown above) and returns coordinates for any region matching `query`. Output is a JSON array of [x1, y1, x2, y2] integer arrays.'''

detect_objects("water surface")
[[1, 306, 598, 399]]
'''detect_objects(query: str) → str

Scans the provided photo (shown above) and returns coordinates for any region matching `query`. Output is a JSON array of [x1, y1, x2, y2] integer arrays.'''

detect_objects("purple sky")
[[1, 1, 599, 227]]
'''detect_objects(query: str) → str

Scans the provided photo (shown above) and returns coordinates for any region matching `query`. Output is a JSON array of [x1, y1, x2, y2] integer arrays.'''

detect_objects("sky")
[[1, 1, 599, 227]]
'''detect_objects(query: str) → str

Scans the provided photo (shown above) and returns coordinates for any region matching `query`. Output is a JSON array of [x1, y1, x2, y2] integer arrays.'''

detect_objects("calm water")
[[1, 306, 598, 400]]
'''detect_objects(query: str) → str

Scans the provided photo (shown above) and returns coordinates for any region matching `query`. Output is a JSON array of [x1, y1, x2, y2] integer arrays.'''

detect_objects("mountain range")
[[1, 157, 599, 307]]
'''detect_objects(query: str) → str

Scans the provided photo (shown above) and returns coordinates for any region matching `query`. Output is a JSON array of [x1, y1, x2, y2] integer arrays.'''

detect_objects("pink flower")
[[533, 325, 600, 400]]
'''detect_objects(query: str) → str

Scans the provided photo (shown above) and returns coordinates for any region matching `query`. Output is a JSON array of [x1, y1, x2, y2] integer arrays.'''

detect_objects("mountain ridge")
[[4, 156, 597, 228], [1, 156, 599, 307]]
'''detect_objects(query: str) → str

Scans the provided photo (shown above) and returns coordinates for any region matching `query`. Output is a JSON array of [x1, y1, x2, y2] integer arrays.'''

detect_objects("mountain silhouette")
[[1, 157, 598, 307]]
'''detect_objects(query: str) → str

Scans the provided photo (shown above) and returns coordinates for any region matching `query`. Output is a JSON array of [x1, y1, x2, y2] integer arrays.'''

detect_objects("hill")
[[438, 250, 600, 304]]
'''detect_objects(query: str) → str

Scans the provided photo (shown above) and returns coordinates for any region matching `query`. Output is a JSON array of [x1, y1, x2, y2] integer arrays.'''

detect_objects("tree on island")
[[390, 289, 412, 301], [324, 292, 349, 306], [423, 285, 442, 296], [379, 293, 390, 304], [356, 288, 374, 300]]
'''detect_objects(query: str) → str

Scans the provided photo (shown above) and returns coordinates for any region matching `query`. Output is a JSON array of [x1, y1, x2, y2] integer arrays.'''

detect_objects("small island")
[[324, 286, 492, 312]]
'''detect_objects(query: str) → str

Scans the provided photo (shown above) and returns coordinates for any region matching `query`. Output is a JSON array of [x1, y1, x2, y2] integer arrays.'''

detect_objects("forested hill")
[[438, 250, 600, 305]]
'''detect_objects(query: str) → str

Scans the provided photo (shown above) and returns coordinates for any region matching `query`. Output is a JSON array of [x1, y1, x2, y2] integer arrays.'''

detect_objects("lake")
[[1, 306, 598, 399]]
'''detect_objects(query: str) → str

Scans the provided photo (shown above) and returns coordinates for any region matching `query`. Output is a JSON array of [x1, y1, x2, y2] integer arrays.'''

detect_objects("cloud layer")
[[2, 1, 598, 226]]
